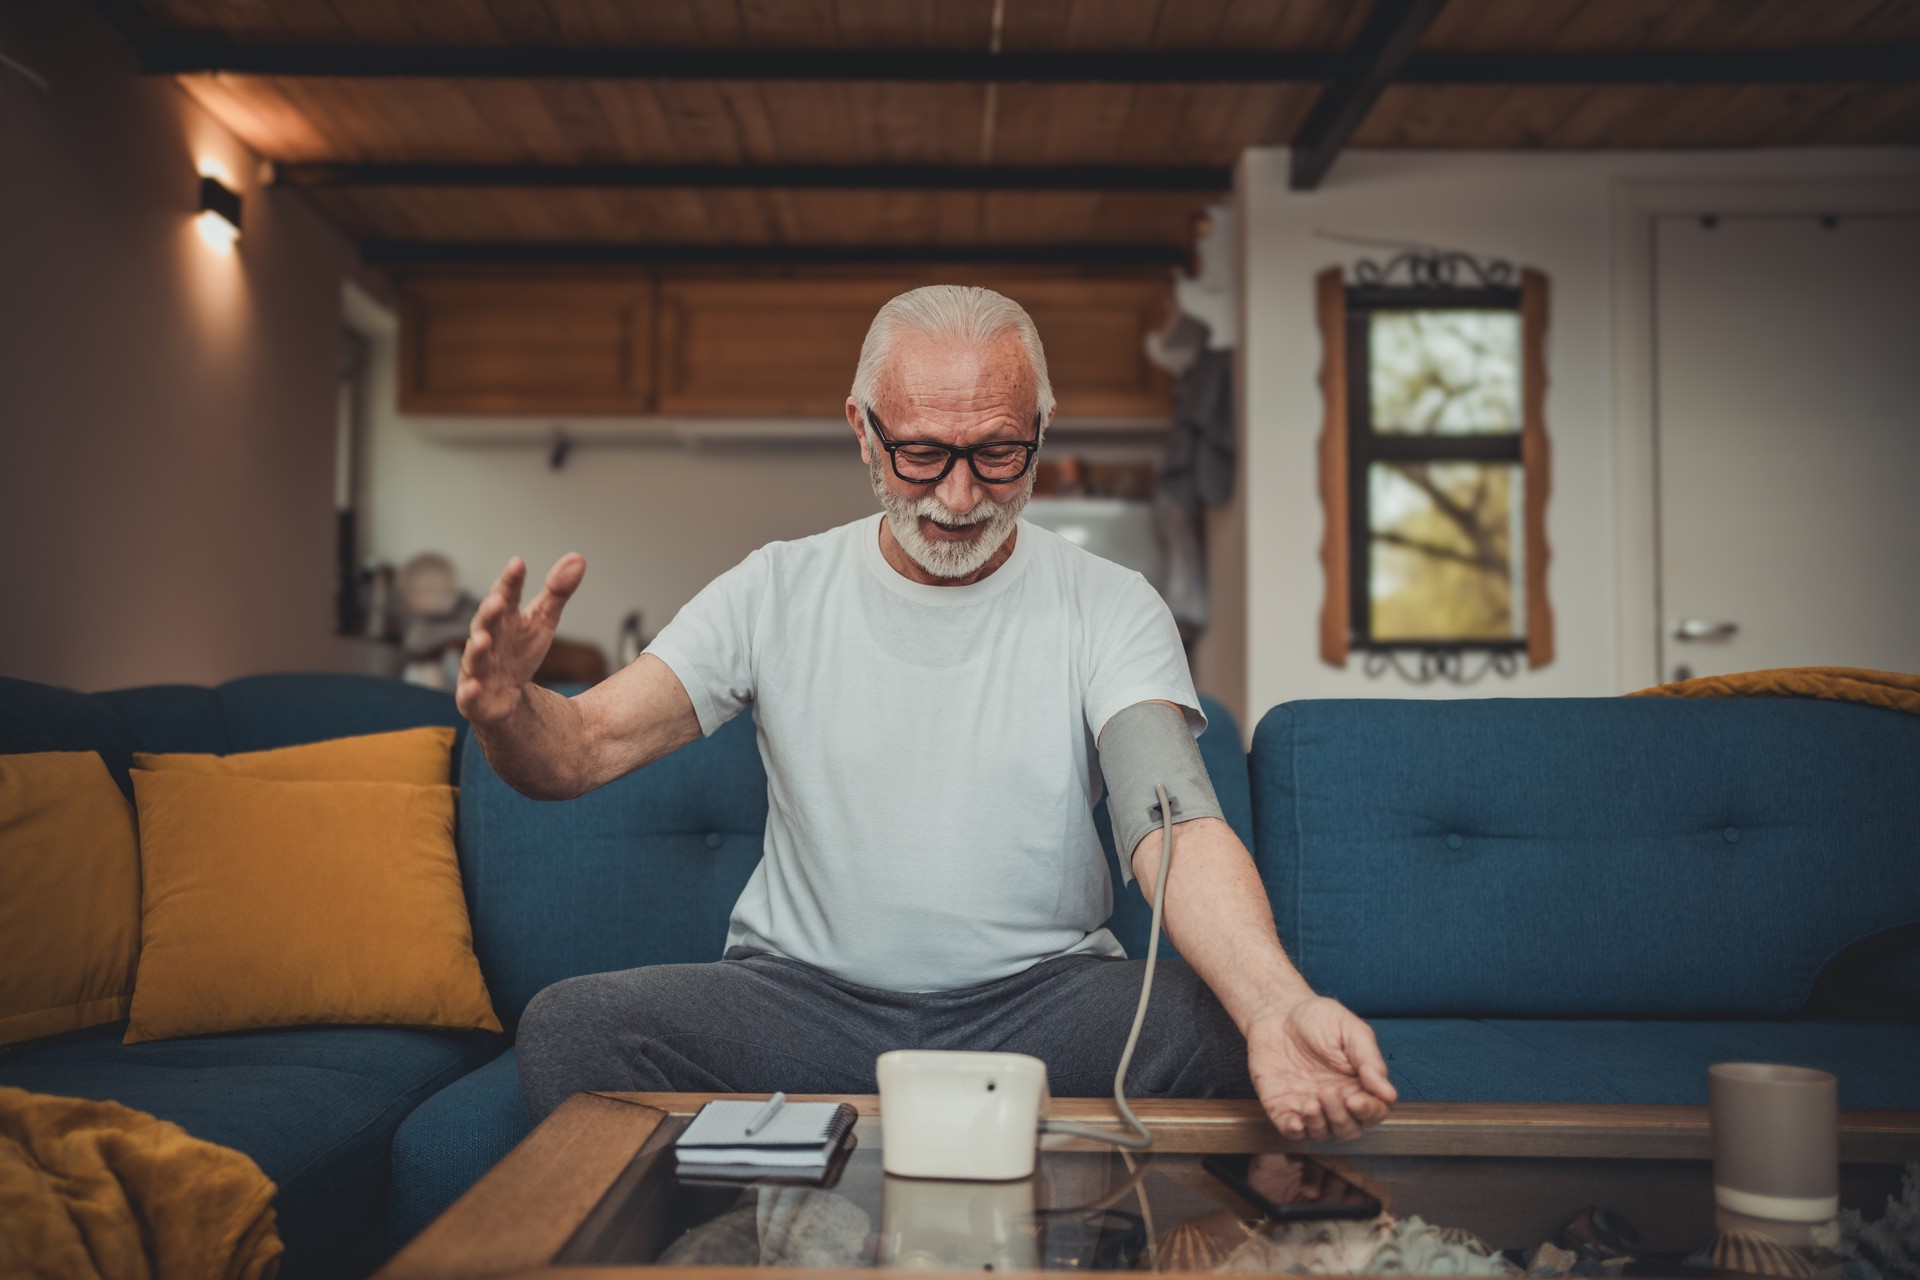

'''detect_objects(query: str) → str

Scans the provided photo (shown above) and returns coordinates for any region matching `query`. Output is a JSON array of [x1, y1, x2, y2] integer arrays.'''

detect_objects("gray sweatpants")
[[517, 950, 1254, 1124]]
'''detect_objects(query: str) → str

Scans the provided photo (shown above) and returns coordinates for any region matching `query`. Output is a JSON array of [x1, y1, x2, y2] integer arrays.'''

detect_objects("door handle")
[[1673, 618, 1739, 642]]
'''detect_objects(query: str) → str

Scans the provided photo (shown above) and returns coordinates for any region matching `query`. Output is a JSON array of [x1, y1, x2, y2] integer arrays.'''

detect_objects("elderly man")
[[457, 285, 1396, 1143]]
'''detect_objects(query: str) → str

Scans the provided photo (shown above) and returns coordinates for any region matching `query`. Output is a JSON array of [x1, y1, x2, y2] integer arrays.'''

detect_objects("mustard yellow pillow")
[[125, 769, 500, 1043], [134, 725, 455, 786], [0, 753, 141, 1044]]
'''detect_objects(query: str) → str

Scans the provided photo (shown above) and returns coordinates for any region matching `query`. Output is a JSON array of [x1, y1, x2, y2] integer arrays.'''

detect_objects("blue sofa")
[[3, 673, 1916, 1279]]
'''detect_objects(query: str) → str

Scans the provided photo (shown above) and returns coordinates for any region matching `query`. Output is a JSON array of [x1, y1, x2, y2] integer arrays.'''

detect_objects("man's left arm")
[[1113, 703, 1398, 1142]]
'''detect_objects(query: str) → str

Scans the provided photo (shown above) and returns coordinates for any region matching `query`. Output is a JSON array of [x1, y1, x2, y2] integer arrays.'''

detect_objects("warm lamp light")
[[196, 174, 242, 251]]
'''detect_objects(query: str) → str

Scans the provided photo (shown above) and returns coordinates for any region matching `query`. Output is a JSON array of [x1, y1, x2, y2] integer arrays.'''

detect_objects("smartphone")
[[1201, 1153, 1383, 1222]]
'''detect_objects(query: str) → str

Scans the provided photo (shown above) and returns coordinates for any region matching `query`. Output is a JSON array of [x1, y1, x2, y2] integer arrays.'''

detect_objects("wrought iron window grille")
[[1315, 249, 1555, 684]]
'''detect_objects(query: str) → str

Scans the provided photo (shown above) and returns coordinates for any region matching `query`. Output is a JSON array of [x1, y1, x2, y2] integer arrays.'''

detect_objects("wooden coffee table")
[[378, 1094, 1920, 1279]]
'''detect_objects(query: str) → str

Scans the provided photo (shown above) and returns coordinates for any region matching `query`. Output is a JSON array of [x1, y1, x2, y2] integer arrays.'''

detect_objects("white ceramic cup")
[[1708, 1063, 1839, 1245]]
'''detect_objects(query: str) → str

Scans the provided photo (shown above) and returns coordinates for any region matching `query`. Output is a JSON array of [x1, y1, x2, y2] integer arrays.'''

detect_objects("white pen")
[[744, 1091, 787, 1136]]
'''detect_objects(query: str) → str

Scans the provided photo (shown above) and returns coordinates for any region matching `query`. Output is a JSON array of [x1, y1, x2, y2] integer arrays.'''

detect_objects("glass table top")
[[554, 1116, 1913, 1273]]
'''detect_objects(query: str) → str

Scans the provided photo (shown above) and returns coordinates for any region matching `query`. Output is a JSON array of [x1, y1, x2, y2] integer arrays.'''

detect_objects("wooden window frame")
[[1317, 257, 1554, 677]]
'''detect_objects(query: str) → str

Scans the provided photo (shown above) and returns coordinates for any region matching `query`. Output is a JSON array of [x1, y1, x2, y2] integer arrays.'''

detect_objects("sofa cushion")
[[1373, 1017, 1920, 1109], [1253, 698, 1920, 1018], [459, 711, 770, 1026], [125, 772, 499, 1044], [0, 1023, 499, 1279], [0, 752, 141, 1043], [388, 1047, 528, 1251], [99, 674, 466, 783]]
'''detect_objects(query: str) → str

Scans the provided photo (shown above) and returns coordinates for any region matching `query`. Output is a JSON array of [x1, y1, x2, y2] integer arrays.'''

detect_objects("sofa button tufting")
[[705, 832, 725, 850], [1445, 833, 1464, 851], [1722, 825, 1740, 844]]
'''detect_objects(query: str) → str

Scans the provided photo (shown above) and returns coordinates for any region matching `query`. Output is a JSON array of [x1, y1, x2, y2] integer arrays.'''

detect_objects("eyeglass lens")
[[893, 442, 1032, 482]]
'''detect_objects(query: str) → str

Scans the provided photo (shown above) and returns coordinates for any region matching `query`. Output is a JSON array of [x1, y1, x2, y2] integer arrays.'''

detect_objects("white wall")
[[357, 339, 876, 662], [1230, 146, 1920, 729], [0, 2, 357, 690]]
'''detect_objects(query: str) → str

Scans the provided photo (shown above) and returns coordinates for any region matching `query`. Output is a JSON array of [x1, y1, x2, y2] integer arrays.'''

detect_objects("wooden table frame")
[[377, 1094, 1920, 1280]]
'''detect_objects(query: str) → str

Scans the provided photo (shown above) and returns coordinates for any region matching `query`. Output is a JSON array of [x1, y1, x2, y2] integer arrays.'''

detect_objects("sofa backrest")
[[0, 673, 465, 800], [1250, 697, 1920, 1019], [97, 674, 468, 781], [1, 671, 1250, 1030], [459, 711, 770, 1025], [460, 694, 1251, 1024]]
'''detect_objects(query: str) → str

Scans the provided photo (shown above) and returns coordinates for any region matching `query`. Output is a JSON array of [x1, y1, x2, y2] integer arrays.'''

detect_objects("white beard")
[[869, 455, 1035, 579]]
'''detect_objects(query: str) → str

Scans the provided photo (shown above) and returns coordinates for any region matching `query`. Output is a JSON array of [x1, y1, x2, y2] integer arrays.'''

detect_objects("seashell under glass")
[[1710, 1227, 1817, 1279]]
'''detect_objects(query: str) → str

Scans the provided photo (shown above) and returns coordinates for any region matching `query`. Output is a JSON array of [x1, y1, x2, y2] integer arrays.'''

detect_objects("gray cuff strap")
[[1100, 701, 1223, 886]]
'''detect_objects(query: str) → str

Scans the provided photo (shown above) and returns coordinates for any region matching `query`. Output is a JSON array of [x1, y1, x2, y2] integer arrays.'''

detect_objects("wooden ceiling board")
[[312, 185, 1207, 244], [993, 0, 1365, 50], [184, 73, 1322, 168], [986, 82, 1318, 164], [1422, 0, 1920, 50], [174, 74, 332, 156], [1796, 82, 1920, 143]]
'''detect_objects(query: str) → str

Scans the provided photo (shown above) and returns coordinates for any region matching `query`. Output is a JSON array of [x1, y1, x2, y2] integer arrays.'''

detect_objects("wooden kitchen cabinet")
[[397, 272, 1172, 419], [398, 276, 656, 414]]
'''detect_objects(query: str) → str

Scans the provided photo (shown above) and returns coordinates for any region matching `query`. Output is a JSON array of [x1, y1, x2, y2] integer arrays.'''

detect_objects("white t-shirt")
[[643, 513, 1203, 992]]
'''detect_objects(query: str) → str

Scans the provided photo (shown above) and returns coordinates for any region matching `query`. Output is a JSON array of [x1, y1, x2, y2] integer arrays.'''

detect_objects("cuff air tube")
[[1099, 701, 1223, 884]]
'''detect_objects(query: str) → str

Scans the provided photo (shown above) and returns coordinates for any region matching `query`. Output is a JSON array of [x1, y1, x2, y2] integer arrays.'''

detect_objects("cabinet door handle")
[[1673, 618, 1739, 642]]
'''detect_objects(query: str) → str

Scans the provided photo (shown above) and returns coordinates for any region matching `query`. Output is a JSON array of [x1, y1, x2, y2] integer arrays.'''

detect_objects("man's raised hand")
[[456, 553, 587, 727]]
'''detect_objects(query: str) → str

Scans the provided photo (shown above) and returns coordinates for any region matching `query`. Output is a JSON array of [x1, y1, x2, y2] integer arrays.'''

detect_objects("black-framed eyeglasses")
[[864, 406, 1041, 486]]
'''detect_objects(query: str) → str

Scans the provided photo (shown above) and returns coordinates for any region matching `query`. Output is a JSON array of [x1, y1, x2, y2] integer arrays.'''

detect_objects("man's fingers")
[[1346, 1021, 1398, 1104], [472, 592, 507, 635], [497, 556, 528, 610], [1345, 1091, 1389, 1127], [1318, 1088, 1364, 1142], [530, 552, 587, 627]]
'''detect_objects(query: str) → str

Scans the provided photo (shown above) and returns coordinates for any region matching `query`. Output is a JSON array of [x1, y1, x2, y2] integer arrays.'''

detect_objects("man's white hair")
[[851, 285, 1056, 429]]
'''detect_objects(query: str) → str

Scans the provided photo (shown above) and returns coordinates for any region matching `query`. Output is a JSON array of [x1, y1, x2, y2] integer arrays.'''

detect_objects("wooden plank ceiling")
[[126, 0, 1920, 257]]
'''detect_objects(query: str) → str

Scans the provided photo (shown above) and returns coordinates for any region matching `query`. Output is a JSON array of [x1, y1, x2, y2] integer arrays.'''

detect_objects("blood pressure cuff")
[[1099, 701, 1224, 885]]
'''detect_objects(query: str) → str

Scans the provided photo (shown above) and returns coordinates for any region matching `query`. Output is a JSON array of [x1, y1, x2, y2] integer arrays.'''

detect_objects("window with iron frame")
[[1315, 252, 1554, 684]]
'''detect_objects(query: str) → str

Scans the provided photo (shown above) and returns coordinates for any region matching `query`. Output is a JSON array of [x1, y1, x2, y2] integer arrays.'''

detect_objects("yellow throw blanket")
[[0, 1086, 281, 1280], [1627, 665, 1920, 716]]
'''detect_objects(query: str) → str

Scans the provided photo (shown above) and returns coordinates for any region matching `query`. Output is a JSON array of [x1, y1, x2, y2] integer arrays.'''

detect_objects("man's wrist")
[[1232, 974, 1318, 1037]]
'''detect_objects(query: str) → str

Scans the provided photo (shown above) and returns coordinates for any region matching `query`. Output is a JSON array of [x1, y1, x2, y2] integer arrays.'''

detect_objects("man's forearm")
[[472, 683, 598, 801], [1130, 817, 1314, 1034]]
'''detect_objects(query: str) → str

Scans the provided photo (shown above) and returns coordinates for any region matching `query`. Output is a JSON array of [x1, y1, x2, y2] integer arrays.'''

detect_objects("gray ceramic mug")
[[1709, 1063, 1839, 1243]]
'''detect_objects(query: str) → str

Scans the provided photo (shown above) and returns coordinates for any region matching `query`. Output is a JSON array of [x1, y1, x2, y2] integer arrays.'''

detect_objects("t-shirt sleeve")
[[640, 547, 770, 737], [1083, 570, 1206, 744]]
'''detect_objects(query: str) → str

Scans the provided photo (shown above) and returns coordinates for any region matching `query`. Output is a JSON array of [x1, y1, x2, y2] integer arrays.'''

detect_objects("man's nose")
[[934, 458, 983, 514]]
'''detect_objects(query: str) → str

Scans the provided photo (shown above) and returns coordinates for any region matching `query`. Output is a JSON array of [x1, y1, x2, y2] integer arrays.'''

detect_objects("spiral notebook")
[[673, 1100, 858, 1172]]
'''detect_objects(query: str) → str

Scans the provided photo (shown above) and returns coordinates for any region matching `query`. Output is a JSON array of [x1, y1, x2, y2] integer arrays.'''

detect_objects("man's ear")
[[846, 397, 871, 464]]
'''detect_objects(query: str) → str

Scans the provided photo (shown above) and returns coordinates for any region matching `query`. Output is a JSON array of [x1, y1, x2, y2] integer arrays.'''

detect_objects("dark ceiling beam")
[[359, 241, 1190, 268], [278, 161, 1232, 192], [133, 42, 1920, 84], [1290, 0, 1451, 192]]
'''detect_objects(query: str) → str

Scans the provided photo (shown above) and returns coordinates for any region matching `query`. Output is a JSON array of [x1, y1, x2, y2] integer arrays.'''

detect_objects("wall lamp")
[[196, 174, 242, 251]]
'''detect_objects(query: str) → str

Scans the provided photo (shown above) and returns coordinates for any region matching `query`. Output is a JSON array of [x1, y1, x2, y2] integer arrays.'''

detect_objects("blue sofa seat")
[[0, 1024, 497, 1278]]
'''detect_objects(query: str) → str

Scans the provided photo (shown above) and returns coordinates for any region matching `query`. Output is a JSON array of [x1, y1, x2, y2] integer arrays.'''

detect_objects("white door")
[[1654, 213, 1920, 683]]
